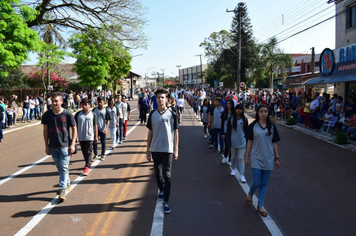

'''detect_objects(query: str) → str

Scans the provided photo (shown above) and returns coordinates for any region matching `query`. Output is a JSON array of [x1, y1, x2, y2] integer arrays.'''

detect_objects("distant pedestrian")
[[92, 97, 111, 161], [21, 96, 30, 122], [75, 99, 98, 176], [245, 104, 281, 217], [138, 92, 150, 125], [0, 100, 5, 142], [146, 89, 179, 214], [42, 91, 77, 201], [107, 97, 119, 148]]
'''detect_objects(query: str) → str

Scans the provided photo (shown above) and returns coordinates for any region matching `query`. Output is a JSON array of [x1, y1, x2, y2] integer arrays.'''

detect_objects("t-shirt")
[[151, 95, 158, 109], [212, 106, 224, 129], [201, 105, 209, 123], [115, 101, 124, 118], [177, 98, 184, 108], [122, 102, 131, 120], [139, 97, 150, 109], [226, 116, 248, 149], [146, 108, 179, 153], [107, 106, 119, 128], [93, 107, 111, 132], [75, 111, 98, 141], [41, 109, 77, 148], [330, 99, 337, 113], [245, 121, 281, 170]]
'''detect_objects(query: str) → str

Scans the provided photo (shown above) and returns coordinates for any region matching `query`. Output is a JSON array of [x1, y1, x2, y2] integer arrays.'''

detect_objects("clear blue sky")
[[26, 0, 336, 79]]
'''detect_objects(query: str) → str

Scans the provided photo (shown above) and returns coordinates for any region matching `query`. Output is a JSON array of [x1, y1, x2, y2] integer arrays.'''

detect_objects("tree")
[[21, 0, 147, 48], [0, 0, 39, 77], [0, 67, 28, 89], [230, 2, 258, 84], [199, 30, 233, 63], [69, 28, 132, 89], [260, 37, 294, 89], [25, 71, 68, 90]]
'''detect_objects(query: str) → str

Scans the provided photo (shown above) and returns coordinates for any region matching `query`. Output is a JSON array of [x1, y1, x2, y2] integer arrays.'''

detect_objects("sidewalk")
[[245, 109, 356, 153]]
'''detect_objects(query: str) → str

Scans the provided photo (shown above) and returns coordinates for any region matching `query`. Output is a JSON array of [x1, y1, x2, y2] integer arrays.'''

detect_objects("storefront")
[[304, 44, 356, 97]]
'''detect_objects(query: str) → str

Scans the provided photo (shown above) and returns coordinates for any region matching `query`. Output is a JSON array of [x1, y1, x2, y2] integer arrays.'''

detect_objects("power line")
[[258, 3, 334, 43]]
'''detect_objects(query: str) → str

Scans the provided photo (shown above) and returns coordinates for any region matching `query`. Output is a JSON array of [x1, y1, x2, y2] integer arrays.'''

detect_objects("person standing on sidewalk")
[[75, 99, 98, 176], [146, 89, 179, 214], [121, 95, 131, 140], [226, 104, 248, 181], [92, 97, 111, 161], [245, 104, 281, 217], [0, 100, 5, 142], [42, 91, 77, 201]]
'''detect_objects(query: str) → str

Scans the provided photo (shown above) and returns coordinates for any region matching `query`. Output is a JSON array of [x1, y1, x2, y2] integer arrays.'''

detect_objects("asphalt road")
[[1, 99, 356, 236]]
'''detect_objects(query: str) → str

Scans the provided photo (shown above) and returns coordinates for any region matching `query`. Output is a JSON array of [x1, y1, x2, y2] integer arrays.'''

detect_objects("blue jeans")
[[30, 108, 35, 120], [34, 107, 40, 119], [93, 130, 106, 156], [118, 118, 123, 142], [22, 108, 29, 121], [50, 147, 70, 190], [297, 115, 304, 124], [213, 128, 224, 151], [230, 147, 246, 174], [249, 168, 272, 208]]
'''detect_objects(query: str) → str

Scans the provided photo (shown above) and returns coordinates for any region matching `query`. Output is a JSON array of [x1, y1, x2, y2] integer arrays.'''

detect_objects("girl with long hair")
[[226, 104, 248, 182], [245, 104, 281, 217], [221, 99, 233, 164]]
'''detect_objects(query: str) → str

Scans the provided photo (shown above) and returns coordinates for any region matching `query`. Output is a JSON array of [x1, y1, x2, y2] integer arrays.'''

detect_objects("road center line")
[[14, 121, 141, 236]]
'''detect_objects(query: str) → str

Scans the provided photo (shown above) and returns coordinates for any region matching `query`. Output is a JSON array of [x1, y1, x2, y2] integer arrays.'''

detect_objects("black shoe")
[[163, 201, 171, 214]]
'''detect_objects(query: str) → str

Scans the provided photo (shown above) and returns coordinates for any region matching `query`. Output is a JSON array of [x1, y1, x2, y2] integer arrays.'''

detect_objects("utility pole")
[[311, 47, 315, 74], [195, 54, 203, 87], [161, 69, 165, 87], [227, 7, 241, 96], [176, 65, 182, 86]]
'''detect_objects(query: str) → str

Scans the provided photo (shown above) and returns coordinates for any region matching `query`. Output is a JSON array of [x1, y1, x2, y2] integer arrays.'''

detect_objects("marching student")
[[92, 97, 111, 161], [221, 99, 233, 164], [211, 97, 224, 152], [200, 99, 209, 138], [146, 89, 179, 214], [107, 98, 119, 148], [245, 104, 281, 217], [75, 99, 98, 176], [226, 104, 248, 182], [42, 91, 77, 201], [121, 95, 131, 141]]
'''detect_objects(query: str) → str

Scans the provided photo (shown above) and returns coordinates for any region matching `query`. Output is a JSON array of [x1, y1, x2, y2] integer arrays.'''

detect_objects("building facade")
[[179, 64, 207, 87], [304, 0, 356, 97]]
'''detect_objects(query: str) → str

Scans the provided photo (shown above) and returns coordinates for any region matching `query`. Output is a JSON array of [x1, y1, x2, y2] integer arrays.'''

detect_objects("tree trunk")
[[269, 66, 273, 91]]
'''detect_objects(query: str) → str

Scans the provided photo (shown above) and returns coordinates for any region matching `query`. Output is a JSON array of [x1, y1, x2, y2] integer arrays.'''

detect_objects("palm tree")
[[35, 13, 67, 92], [260, 37, 294, 90]]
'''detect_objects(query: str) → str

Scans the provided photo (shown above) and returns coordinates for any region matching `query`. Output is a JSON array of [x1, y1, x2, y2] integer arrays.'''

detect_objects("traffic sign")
[[240, 82, 245, 88]]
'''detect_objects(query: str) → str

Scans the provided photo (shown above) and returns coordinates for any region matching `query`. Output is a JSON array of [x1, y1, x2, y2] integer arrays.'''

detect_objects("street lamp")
[[176, 65, 182, 87], [146, 67, 155, 87], [129, 54, 143, 99]]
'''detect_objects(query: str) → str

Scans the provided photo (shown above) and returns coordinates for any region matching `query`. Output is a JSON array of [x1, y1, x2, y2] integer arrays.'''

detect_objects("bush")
[[335, 131, 349, 145], [286, 117, 297, 125]]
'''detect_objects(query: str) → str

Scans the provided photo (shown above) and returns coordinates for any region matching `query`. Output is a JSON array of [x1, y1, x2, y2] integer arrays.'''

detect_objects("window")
[[346, 3, 356, 28]]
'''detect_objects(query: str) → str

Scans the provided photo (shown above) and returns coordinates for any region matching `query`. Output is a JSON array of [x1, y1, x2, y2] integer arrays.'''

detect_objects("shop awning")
[[304, 74, 356, 85]]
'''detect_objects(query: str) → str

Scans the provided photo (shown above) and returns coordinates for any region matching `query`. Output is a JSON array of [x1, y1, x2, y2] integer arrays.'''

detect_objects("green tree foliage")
[[200, 30, 233, 63], [260, 37, 294, 89], [0, 0, 39, 77], [0, 67, 27, 89], [70, 28, 132, 88], [22, 0, 147, 48]]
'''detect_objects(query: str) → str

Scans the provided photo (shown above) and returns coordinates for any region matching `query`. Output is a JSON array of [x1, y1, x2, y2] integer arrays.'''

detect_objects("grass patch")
[[285, 117, 297, 125], [335, 131, 349, 145]]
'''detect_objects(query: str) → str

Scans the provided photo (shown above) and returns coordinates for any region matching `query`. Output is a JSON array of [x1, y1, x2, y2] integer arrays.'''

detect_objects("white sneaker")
[[204, 135, 207, 139], [228, 162, 231, 166], [230, 169, 236, 176], [240, 175, 246, 183], [222, 157, 227, 164]]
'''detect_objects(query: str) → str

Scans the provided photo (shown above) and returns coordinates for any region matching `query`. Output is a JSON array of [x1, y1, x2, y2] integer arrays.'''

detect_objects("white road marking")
[[150, 190, 164, 236], [3, 122, 41, 134], [14, 120, 141, 236], [0, 155, 51, 186]]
